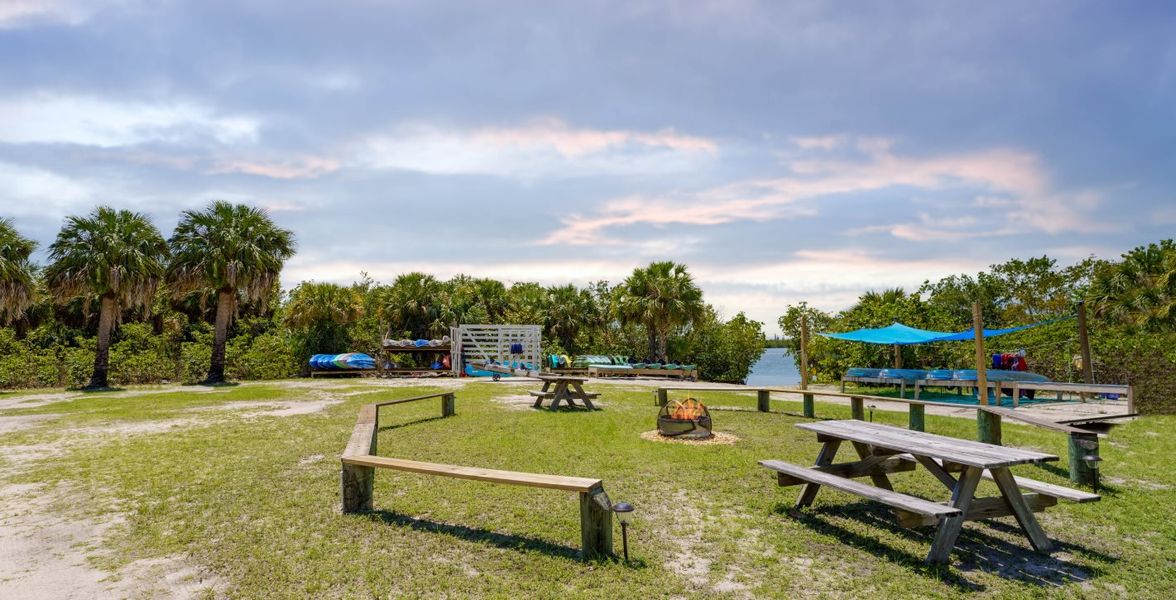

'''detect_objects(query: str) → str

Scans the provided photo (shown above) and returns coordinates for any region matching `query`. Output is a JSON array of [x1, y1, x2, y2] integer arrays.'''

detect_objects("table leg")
[[927, 466, 983, 565], [914, 455, 958, 491], [550, 382, 566, 409], [571, 382, 596, 410], [851, 442, 893, 490], [989, 467, 1054, 552], [796, 440, 842, 508]]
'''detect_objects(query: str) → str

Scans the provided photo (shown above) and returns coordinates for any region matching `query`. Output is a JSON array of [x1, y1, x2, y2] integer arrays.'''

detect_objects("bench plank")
[[774, 455, 917, 486], [342, 454, 602, 492], [760, 460, 961, 517], [980, 471, 1100, 503]]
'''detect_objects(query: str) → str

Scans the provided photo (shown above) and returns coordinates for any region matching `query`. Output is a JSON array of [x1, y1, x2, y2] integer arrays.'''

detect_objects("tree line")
[[777, 240, 1176, 413], [1, 209, 766, 388]]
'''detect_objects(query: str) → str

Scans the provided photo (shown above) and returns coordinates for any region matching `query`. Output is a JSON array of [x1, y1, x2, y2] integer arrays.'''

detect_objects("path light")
[[868, 404, 876, 422], [1083, 455, 1103, 493], [611, 502, 635, 562]]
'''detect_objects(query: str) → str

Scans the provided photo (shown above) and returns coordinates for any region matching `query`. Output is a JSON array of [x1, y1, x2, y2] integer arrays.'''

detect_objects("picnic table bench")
[[531, 374, 599, 409], [761, 420, 1099, 564]]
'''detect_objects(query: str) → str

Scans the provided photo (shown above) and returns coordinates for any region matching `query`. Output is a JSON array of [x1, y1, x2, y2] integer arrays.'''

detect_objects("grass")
[[1, 380, 1174, 598]]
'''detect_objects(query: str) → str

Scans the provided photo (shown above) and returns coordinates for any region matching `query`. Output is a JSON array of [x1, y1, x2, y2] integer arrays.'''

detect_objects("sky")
[[2, 1, 1174, 335]]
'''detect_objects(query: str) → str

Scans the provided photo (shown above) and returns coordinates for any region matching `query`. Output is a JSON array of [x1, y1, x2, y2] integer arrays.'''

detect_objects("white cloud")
[[0, 94, 259, 147], [357, 118, 717, 177], [0, 161, 92, 217]]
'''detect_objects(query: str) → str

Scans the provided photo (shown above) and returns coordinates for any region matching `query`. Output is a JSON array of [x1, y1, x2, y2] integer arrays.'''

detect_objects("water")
[[745, 347, 801, 386]]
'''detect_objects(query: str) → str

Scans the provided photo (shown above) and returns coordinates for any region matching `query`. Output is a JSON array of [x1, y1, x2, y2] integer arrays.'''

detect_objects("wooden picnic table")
[[761, 420, 1099, 564], [530, 374, 599, 410]]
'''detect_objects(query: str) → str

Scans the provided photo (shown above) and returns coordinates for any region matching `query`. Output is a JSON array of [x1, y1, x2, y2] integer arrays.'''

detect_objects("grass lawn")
[[1, 380, 1173, 598]]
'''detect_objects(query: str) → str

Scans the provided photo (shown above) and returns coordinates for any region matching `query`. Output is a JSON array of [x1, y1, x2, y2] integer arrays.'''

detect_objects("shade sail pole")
[[1077, 300, 1094, 384], [973, 302, 988, 406]]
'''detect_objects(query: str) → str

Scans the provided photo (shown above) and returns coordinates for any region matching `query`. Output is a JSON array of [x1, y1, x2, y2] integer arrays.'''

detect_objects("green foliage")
[[692, 312, 765, 383], [779, 243, 1176, 413], [44, 206, 169, 312], [1090, 239, 1176, 332], [0, 217, 37, 324], [616, 261, 705, 360]]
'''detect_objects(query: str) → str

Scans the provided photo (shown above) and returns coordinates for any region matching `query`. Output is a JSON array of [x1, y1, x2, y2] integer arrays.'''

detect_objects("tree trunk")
[[656, 329, 668, 362], [646, 330, 658, 361], [87, 295, 116, 389], [206, 288, 234, 384]]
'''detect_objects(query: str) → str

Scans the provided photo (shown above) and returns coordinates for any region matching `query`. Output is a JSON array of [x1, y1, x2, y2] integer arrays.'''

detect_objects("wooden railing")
[[655, 385, 1121, 487]]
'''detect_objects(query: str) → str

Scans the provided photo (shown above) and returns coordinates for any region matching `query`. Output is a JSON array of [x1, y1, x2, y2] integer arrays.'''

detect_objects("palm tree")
[[616, 261, 705, 361], [0, 218, 37, 325], [168, 201, 295, 384], [285, 281, 361, 364], [44, 207, 168, 389], [545, 284, 594, 354], [384, 272, 444, 338], [1090, 239, 1176, 331]]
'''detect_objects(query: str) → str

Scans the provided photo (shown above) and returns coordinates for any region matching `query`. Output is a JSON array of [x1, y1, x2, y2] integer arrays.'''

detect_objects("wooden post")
[[1068, 432, 1100, 487], [973, 303, 989, 406], [579, 485, 614, 560], [341, 463, 374, 513], [909, 404, 925, 432], [850, 396, 864, 420], [893, 343, 902, 369], [757, 389, 770, 412], [656, 388, 668, 407], [800, 318, 815, 418], [1077, 301, 1094, 384], [441, 393, 456, 417], [977, 410, 1002, 445], [1077, 301, 1094, 403]]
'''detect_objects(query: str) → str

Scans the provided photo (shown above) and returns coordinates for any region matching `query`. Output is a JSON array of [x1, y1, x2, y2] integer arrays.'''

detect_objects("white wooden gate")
[[451, 324, 542, 376]]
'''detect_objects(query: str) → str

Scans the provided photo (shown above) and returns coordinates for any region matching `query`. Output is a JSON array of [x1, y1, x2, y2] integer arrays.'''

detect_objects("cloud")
[[790, 135, 846, 150], [0, 0, 96, 28], [357, 118, 717, 177], [550, 138, 1108, 245], [0, 94, 259, 147], [0, 161, 92, 217], [209, 156, 341, 180]]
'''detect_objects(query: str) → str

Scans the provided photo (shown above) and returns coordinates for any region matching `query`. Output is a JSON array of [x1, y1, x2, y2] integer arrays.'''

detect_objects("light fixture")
[[868, 404, 877, 422], [611, 502, 635, 562], [1083, 454, 1103, 493]]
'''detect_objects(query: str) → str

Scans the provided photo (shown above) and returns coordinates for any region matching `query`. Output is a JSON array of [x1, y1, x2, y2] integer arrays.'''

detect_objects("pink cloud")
[[209, 156, 340, 180], [547, 138, 1107, 245]]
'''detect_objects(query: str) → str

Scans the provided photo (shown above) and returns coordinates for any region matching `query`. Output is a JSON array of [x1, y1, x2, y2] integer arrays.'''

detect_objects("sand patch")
[[0, 414, 57, 435], [639, 430, 740, 445], [187, 398, 341, 418], [0, 482, 224, 599], [492, 394, 538, 411]]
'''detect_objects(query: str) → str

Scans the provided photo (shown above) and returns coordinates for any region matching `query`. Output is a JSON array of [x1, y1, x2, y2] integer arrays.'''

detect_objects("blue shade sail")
[[820, 319, 1063, 345]]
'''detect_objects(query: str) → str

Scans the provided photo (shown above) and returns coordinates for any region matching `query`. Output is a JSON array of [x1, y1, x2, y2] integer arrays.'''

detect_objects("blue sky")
[[2, 1, 1174, 335]]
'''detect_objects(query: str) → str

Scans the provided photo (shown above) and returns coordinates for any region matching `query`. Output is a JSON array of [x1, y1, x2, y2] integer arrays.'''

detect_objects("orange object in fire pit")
[[657, 397, 713, 439]]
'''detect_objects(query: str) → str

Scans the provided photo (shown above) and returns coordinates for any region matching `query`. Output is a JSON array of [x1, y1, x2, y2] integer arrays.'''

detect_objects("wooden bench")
[[339, 392, 613, 559], [760, 460, 962, 520]]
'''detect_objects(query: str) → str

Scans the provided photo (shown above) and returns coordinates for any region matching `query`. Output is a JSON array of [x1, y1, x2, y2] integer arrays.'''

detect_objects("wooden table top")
[[797, 420, 1057, 469], [536, 374, 588, 382]]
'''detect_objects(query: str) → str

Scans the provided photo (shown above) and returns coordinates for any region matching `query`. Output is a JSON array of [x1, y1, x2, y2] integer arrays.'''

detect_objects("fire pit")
[[657, 398, 713, 440]]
